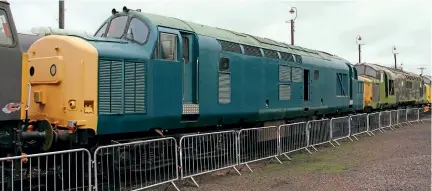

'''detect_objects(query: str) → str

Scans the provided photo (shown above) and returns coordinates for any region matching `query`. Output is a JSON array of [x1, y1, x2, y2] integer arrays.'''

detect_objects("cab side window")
[[106, 16, 128, 38], [158, 32, 178, 61], [0, 9, 14, 46], [125, 18, 149, 44], [94, 23, 108, 37]]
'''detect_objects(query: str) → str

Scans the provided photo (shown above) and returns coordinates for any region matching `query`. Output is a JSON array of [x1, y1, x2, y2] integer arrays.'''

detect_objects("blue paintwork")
[[75, 12, 365, 135]]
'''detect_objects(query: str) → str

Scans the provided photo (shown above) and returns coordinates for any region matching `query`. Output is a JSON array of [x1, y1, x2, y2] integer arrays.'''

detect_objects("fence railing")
[[330, 116, 353, 145], [0, 107, 427, 190], [349, 113, 369, 139], [278, 122, 312, 160], [368, 112, 383, 135], [307, 119, 335, 151], [93, 137, 179, 191], [179, 130, 239, 187], [0, 148, 92, 191], [397, 109, 408, 126], [380, 111, 393, 131], [419, 107, 431, 122], [407, 108, 420, 124], [390, 110, 398, 128], [238, 126, 281, 172]]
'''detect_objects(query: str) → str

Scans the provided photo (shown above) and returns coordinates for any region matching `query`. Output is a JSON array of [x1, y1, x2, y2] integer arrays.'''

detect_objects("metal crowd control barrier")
[[407, 108, 420, 124], [419, 107, 431, 122], [380, 111, 393, 131], [367, 112, 382, 135], [330, 116, 353, 145], [349, 114, 369, 139], [307, 119, 334, 151], [0, 148, 92, 191], [93, 137, 179, 191], [238, 126, 281, 172], [390, 110, 399, 128], [398, 109, 408, 126], [179, 131, 239, 187], [278, 122, 312, 160]]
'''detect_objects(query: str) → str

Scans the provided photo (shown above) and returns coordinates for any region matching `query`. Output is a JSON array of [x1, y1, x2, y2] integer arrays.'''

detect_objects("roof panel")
[[135, 11, 342, 59]]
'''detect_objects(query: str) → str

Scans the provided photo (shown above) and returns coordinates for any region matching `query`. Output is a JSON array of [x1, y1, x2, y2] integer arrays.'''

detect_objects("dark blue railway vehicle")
[[21, 7, 364, 150]]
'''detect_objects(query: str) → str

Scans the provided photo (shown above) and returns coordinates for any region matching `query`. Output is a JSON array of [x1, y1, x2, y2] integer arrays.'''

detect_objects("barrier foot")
[[378, 128, 385, 133], [329, 141, 336, 147], [246, 164, 253, 173], [389, 126, 395, 130], [367, 131, 374, 136], [233, 166, 242, 175], [190, 177, 199, 188], [305, 147, 313, 154], [333, 140, 341, 146], [283, 153, 292, 160], [347, 136, 354, 142], [274, 156, 283, 164], [311, 146, 318, 152], [171, 181, 180, 191], [352, 135, 359, 141]]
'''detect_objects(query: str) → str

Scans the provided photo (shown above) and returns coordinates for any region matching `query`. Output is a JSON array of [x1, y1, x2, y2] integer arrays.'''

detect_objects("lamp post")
[[392, 46, 399, 69], [59, 0, 65, 29], [356, 35, 364, 64], [285, 7, 297, 45]]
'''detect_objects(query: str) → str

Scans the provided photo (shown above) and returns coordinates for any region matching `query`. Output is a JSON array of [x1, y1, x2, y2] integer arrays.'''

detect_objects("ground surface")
[[159, 121, 431, 191]]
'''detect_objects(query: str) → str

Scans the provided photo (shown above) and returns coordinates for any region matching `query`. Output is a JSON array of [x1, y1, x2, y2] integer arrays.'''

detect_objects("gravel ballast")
[[160, 122, 431, 191]]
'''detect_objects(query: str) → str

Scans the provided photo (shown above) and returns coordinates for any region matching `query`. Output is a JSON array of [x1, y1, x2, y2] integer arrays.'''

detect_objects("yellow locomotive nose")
[[24, 35, 98, 134]]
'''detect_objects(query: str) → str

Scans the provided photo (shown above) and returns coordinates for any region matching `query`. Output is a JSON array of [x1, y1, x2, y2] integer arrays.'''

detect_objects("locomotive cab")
[[24, 6, 183, 150], [0, 0, 29, 157]]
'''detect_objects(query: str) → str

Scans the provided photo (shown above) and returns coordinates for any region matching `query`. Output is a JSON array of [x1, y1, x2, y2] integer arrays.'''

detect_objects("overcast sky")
[[8, 0, 432, 76]]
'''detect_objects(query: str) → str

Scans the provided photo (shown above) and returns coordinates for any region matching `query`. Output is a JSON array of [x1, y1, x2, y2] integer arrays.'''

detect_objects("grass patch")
[[259, 141, 363, 175]]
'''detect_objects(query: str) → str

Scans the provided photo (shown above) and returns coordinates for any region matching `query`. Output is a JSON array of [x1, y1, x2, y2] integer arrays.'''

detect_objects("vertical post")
[[356, 35, 363, 64], [290, 19, 294, 45], [392, 46, 398, 69], [358, 44, 361, 64], [288, 7, 297, 46], [59, 0, 65, 29]]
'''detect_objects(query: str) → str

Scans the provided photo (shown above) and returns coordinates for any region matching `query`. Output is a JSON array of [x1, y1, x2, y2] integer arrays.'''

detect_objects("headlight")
[[50, 64, 56, 76]]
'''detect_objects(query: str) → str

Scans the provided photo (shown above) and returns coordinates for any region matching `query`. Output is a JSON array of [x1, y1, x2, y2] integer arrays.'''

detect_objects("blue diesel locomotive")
[[20, 7, 364, 150]]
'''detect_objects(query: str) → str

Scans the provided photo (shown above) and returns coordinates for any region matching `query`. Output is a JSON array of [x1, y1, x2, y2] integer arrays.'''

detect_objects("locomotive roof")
[[361, 62, 422, 81], [133, 11, 346, 62]]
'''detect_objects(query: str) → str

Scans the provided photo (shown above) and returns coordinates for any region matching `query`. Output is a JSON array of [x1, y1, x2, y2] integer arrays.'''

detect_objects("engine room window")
[[365, 66, 377, 78], [159, 32, 178, 61], [355, 65, 365, 75], [389, 80, 395, 95], [106, 16, 128, 38], [126, 18, 149, 44], [219, 57, 229, 72], [405, 81, 412, 89], [314, 70, 319, 80], [182, 36, 189, 63], [0, 9, 14, 45], [94, 22, 107, 37]]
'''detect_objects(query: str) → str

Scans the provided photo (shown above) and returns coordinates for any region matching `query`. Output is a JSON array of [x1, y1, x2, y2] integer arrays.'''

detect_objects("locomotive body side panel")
[[0, 1, 22, 121]]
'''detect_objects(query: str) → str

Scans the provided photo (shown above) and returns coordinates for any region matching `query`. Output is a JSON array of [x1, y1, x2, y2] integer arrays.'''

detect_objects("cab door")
[[179, 32, 199, 119], [0, 5, 22, 121]]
